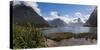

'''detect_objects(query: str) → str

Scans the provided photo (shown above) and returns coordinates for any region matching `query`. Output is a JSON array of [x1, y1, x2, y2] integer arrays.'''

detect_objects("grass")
[[13, 23, 46, 49]]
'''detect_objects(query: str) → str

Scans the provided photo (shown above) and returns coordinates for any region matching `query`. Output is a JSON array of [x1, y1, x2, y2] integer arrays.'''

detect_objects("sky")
[[13, 1, 96, 23], [38, 2, 94, 17], [36, 2, 96, 23]]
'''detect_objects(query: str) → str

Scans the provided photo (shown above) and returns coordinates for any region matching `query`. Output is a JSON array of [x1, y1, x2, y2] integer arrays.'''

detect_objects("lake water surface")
[[43, 26, 97, 35]]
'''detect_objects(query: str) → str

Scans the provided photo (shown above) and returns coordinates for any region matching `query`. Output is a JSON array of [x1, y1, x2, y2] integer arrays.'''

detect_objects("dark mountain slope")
[[84, 7, 97, 27], [48, 18, 67, 27], [12, 2, 49, 27]]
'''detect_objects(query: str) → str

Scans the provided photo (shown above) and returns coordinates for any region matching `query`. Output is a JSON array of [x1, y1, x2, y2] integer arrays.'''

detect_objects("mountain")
[[84, 7, 97, 27], [11, 2, 49, 27], [68, 18, 83, 26], [48, 18, 67, 27]]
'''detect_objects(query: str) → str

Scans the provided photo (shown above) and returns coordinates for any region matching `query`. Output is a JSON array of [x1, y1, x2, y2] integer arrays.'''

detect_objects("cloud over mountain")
[[13, 1, 42, 16], [44, 11, 90, 24]]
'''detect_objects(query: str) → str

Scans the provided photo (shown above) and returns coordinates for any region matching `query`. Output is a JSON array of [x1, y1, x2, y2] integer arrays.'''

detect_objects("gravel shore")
[[46, 38, 97, 47]]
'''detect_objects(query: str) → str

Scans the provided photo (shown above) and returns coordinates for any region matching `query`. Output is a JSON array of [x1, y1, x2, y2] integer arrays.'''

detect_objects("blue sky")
[[36, 2, 96, 23], [37, 2, 96, 17]]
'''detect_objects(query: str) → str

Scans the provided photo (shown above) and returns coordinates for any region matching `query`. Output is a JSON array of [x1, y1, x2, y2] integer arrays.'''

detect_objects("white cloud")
[[49, 11, 70, 23], [44, 11, 77, 23], [74, 12, 90, 23], [24, 2, 42, 16], [50, 11, 59, 17], [44, 17, 55, 21], [44, 11, 59, 21], [13, 1, 42, 16], [75, 12, 83, 18], [44, 11, 90, 24]]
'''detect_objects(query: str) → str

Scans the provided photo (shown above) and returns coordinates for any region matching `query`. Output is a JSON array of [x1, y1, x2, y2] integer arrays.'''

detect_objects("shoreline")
[[46, 38, 97, 47], [45, 32, 97, 47]]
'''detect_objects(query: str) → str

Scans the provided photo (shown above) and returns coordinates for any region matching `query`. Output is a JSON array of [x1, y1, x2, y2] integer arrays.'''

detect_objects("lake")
[[43, 26, 97, 35]]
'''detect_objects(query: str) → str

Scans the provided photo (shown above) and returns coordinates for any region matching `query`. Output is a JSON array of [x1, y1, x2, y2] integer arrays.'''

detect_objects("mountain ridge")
[[84, 7, 97, 27], [12, 2, 49, 27]]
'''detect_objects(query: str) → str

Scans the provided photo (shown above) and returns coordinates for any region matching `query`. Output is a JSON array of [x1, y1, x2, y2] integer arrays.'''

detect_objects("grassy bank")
[[13, 24, 46, 49]]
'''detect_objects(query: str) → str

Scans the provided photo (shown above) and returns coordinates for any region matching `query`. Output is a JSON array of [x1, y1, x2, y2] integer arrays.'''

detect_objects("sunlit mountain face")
[[36, 2, 96, 24]]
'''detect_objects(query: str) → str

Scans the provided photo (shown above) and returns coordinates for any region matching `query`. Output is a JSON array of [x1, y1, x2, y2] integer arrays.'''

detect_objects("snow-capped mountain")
[[67, 18, 84, 26]]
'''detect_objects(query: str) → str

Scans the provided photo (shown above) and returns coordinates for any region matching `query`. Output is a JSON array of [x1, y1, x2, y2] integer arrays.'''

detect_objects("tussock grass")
[[13, 24, 46, 49]]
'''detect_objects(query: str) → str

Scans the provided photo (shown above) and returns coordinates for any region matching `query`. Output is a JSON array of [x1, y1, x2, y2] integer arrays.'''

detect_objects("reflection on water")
[[43, 26, 97, 34]]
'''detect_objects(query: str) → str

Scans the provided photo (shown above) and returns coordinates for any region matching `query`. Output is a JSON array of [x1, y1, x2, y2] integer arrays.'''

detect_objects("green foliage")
[[13, 23, 46, 49]]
